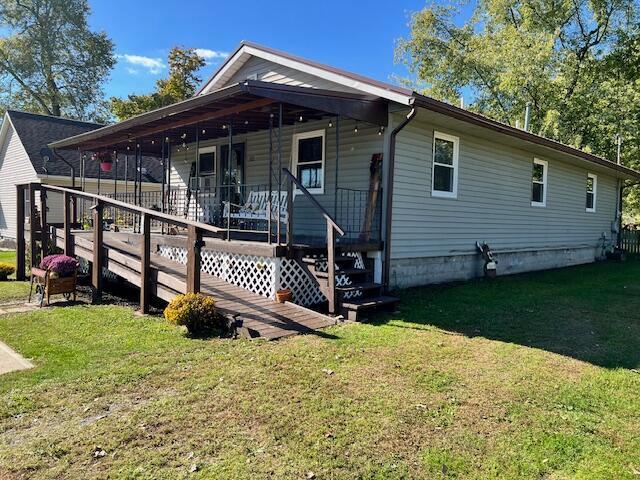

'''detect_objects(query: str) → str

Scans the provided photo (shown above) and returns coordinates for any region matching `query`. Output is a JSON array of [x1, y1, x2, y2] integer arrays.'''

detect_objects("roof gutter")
[[383, 106, 417, 290]]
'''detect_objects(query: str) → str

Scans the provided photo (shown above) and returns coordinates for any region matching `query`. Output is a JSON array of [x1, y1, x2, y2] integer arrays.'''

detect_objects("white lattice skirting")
[[157, 245, 365, 306]]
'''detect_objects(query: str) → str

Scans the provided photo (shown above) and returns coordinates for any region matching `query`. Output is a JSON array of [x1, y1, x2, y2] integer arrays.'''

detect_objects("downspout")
[[383, 106, 417, 290]]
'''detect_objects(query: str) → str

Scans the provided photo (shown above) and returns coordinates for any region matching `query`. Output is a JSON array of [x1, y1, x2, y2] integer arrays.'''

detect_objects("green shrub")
[[164, 293, 222, 336], [0, 262, 15, 280]]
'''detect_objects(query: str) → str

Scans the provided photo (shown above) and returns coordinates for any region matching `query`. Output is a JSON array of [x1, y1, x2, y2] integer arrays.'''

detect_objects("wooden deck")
[[54, 231, 338, 340]]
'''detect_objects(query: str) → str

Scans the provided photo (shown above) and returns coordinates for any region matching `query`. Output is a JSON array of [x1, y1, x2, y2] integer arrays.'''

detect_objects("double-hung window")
[[292, 129, 325, 194], [531, 158, 548, 207], [198, 146, 216, 175], [586, 173, 597, 213], [431, 131, 459, 198]]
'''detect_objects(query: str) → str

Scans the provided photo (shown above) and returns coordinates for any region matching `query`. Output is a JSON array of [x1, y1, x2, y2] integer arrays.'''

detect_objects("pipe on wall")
[[383, 106, 417, 290]]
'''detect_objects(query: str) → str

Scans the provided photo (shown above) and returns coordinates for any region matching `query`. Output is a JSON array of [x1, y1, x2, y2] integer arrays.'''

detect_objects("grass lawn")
[[0, 260, 639, 479], [0, 250, 30, 303]]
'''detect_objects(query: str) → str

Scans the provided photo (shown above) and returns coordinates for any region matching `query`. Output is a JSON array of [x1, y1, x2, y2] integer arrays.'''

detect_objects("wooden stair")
[[299, 251, 399, 321]]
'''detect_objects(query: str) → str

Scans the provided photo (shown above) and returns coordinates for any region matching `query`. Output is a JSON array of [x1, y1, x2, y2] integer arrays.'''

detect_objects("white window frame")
[[197, 145, 217, 176], [431, 131, 459, 199], [531, 158, 548, 207], [291, 129, 325, 195], [586, 173, 597, 213]]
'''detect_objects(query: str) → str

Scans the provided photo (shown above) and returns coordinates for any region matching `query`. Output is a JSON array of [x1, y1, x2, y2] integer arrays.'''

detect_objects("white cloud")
[[194, 48, 229, 60], [117, 54, 166, 74]]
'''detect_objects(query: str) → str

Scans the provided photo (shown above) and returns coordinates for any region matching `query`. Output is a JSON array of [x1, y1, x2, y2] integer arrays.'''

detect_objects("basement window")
[[586, 173, 597, 213], [531, 158, 548, 207], [292, 129, 325, 194], [431, 131, 459, 199]]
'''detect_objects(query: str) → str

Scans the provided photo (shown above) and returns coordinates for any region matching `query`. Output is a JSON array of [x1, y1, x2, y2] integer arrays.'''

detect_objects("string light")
[[328, 119, 333, 128], [202, 129, 206, 135], [244, 120, 249, 125], [299, 115, 303, 122], [151, 140, 155, 145], [378, 126, 384, 136], [354, 123, 359, 133], [165, 136, 170, 142], [222, 124, 227, 129]]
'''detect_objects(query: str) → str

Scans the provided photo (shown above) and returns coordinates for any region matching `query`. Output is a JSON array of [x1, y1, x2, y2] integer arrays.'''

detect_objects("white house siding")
[[0, 122, 38, 240], [225, 56, 363, 94], [169, 117, 383, 240], [389, 115, 619, 288]]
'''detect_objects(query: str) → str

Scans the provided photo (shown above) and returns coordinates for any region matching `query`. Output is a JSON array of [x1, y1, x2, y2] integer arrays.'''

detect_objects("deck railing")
[[336, 187, 383, 243], [15, 183, 225, 313], [282, 168, 345, 313]]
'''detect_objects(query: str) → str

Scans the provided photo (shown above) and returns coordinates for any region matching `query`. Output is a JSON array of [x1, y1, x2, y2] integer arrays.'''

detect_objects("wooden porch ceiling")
[[50, 81, 389, 157]]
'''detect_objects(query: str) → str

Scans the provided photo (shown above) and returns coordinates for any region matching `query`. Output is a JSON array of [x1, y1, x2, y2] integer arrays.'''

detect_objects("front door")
[[220, 143, 245, 205]]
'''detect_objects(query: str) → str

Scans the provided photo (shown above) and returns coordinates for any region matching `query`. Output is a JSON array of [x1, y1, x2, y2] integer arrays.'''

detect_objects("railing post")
[[327, 223, 337, 314], [16, 185, 26, 280], [186, 225, 202, 293], [140, 213, 151, 313], [286, 177, 293, 251], [63, 191, 73, 256], [91, 201, 103, 302], [28, 184, 37, 268], [40, 188, 48, 259]]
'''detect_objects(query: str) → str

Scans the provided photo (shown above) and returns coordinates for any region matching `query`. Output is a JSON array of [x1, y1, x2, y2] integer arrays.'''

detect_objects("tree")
[[0, 0, 115, 120], [110, 47, 205, 121], [396, 0, 640, 223]]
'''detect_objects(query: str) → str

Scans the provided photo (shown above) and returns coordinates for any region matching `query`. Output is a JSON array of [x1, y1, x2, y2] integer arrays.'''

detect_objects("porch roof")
[[49, 81, 389, 156]]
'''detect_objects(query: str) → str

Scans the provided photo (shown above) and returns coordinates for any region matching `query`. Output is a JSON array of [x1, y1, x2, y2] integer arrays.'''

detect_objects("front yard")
[[0, 259, 639, 479]]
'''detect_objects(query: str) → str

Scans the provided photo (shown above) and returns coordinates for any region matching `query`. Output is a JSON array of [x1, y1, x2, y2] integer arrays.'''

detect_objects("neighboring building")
[[46, 42, 640, 322], [0, 110, 162, 243]]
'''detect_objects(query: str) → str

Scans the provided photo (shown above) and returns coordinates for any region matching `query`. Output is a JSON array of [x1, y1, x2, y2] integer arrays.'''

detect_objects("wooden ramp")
[[55, 231, 337, 340]]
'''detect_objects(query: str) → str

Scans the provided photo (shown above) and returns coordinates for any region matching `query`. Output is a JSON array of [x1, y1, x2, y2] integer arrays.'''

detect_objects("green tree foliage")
[[0, 0, 115, 121], [397, 0, 640, 224], [110, 47, 205, 121]]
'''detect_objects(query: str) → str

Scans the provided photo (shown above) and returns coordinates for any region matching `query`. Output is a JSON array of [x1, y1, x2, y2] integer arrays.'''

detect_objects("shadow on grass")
[[376, 259, 640, 369]]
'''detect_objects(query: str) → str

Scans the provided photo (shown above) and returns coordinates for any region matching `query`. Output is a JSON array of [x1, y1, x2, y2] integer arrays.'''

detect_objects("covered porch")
[[51, 81, 388, 249]]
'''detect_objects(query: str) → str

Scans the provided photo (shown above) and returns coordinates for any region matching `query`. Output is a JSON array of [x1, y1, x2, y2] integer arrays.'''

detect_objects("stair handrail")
[[282, 168, 345, 314], [281, 168, 345, 236]]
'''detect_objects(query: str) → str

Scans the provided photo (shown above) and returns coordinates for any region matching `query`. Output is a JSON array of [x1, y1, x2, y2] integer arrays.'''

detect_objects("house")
[[0, 110, 163, 244], [39, 41, 640, 327]]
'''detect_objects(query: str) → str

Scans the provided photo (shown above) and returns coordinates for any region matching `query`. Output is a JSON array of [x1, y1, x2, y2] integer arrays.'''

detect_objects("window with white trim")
[[292, 129, 325, 194], [198, 145, 216, 175], [531, 158, 548, 207], [586, 173, 597, 212], [431, 131, 459, 198]]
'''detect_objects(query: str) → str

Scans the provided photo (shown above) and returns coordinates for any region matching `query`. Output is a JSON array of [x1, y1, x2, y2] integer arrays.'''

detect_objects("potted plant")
[[95, 151, 113, 173], [276, 288, 293, 303], [0, 262, 15, 281]]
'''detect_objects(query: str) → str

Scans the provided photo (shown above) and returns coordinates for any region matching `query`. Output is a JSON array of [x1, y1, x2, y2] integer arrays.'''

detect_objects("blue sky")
[[88, 0, 473, 99]]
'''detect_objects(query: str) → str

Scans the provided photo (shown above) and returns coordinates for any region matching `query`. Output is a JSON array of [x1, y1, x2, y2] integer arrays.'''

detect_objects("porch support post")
[[63, 190, 73, 256], [28, 183, 37, 268], [268, 113, 273, 243], [277, 103, 283, 244], [40, 187, 48, 260], [186, 225, 202, 293], [286, 175, 293, 251], [140, 213, 151, 313], [195, 125, 200, 222], [161, 133, 166, 214], [166, 137, 171, 215], [91, 201, 103, 302], [226, 123, 233, 241], [124, 154, 129, 196], [97, 153, 101, 195], [113, 152, 118, 197], [16, 185, 26, 280], [334, 116, 340, 218]]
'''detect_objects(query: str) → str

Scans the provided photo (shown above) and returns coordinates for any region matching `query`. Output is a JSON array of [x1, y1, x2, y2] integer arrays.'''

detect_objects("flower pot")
[[100, 160, 113, 172], [276, 288, 293, 303]]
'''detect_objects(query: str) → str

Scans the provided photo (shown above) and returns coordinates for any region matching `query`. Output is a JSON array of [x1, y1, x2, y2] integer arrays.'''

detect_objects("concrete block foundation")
[[389, 246, 600, 290]]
